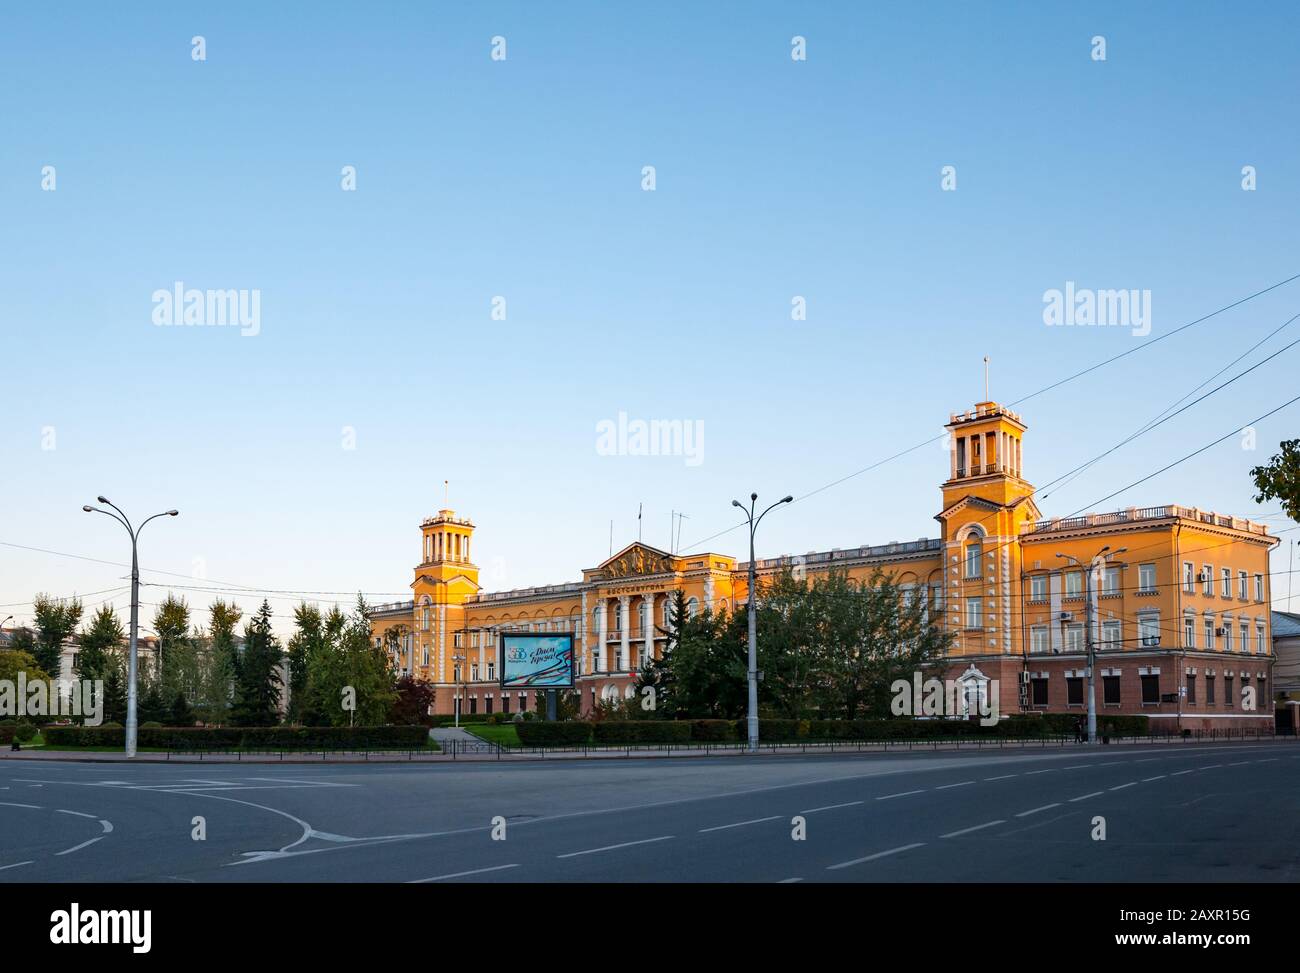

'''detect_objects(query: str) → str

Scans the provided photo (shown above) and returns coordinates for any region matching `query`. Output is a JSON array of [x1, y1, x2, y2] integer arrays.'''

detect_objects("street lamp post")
[[452, 653, 465, 729], [1056, 545, 1126, 745], [82, 498, 178, 758], [732, 492, 794, 753]]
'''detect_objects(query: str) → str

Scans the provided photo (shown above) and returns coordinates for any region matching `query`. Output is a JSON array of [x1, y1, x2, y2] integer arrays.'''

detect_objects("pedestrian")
[[1074, 717, 1085, 743]]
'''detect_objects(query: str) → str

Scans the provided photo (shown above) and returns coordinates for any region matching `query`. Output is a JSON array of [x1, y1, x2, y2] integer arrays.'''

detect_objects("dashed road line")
[[408, 863, 520, 883], [1170, 769, 1196, 776], [0, 802, 41, 810], [799, 801, 863, 814], [0, 861, 33, 872], [1025, 769, 1056, 776], [1142, 775, 1166, 782], [1015, 803, 1061, 818], [877, 790, 925, 801], [557, 835, 674, 858], [827, 842, 926, 871], [1068, 791, 1105, 802], [1109, 782, 1137, 791], [983, 774, 1018, 781], [935, 781, 975, 790], [777, 877, 803, 883], [940, 820, 1005, 839], [56, 809, 98, 819], [55, 835, 105, 856], [699, 815, 781, 833]]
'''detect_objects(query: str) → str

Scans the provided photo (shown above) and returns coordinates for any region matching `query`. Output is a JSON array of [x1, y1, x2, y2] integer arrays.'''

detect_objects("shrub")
[[689, 719, 736, 742], [41, 725, 430, 751], [141, 721, 163, 729], [592, 721, 691, 745], [515, 721, 592, 746]]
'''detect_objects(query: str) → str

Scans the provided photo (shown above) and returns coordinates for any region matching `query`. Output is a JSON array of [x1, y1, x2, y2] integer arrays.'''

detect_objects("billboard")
[[499, 633, 575, 689]]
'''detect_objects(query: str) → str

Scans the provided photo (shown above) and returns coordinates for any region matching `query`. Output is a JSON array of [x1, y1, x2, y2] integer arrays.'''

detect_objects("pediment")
[[596, 543, 674, 579]]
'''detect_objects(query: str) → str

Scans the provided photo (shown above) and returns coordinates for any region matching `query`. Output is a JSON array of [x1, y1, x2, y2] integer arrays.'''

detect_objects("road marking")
[[940, 820, 1005, 839], [1170, 769, 1196, 776], [1015, 803, 1061, 818], [408, 863, 520, 883], [56, 809, 98, 819], [557, 835, 674, 858], [0, 802, 42, 810], [1256, 758, 1278, 764], [699, 815, 782, 833], [1068, 792, 1104, 802], [935, 781, 975, 790], [1133, 758, 1161, 764], [1025, 769, 1056, 775], [55, 836, 105, 856], [0, 861, 33, 872], [1142, 775, 1166, 782], [1061, 765, 1089, 771], [827, 842, 926, 870], [99, 820, 113, 833], [1201, 764, 1223, 770], [1226, 761, 1251, 767], [983, 774, 1017, 781], [777, 877, 803, 883], [1109, 782, 1137, 791], [799, 801, 863, 814], [877, 790, 925, 800]]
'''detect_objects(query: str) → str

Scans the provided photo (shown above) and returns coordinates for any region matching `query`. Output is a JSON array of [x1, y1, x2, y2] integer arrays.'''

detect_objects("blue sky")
[[3, 1, 1299, 632]]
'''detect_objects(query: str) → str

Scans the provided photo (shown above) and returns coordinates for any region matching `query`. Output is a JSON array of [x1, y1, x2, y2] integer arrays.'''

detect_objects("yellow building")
[[371, 400, 1278, 730]]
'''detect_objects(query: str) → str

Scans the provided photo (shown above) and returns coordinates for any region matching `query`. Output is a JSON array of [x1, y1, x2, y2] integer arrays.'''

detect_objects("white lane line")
[[557, 835, 674, 859], [1201, 764, 1223, 770], [1142, 775, 1166, 782], [408, 863, 520, 883], [1025, 769, 1057, 776], [1068, 792, 1104, 802], [940, 820, 1005, 839], [699, 815, 781, 833], [55, 836, 105, 856], [0, 802, 42, 810], [935, 781, 975, 790], [800, 801, 863, 814], [877, 790, 925, 801], [827, 842, 926, 871], [1133, 758, 1161, 764], [1256, 758, 1278, 764], [1061, 766, 1089, 771], [1015, 803, 1061, 818], [1109, 782, 1137, 791], [1226, 761, 1251, 767], [983, 774, 1018, 781], [99, 820, 113, 834], [0, 861, 33, 872], [56, 809, 98, 819], [1170, 769, 1196, 776], [777, 877, 804, 883]]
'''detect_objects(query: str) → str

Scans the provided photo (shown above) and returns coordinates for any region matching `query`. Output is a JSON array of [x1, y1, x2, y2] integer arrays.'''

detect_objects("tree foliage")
[[32, 594, 83, 680], [1251, 439, 1300, 524]]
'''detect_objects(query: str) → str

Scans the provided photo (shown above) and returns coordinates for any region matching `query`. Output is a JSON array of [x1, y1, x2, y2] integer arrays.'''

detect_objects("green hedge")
[[515, 721, 593, 746], [0, 725, 13, 744], [689, 719, 737, 742], [592, 721, 691, 744], [42, 725, 431, 751]]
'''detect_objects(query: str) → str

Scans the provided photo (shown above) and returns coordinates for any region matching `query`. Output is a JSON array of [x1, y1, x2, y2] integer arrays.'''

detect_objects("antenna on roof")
[[983, 356, 990, 401]]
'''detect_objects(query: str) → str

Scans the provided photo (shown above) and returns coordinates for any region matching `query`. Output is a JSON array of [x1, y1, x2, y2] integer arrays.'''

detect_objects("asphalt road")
[[2, 741, 1297, 882]]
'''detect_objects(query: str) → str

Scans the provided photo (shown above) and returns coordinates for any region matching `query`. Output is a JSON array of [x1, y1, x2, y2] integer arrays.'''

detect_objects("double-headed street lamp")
[[1055, 545, 1126, 746], [82, 497, 178, 758], [732, 492, 793, 753]]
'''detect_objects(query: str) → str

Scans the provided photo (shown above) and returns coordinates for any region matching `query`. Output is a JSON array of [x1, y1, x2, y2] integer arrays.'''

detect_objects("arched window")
[[686, 597, 699, 619]]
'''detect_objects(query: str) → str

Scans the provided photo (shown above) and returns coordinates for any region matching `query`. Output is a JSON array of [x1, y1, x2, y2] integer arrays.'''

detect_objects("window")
[[1202, 565, 1213, 596], [1224, 676, 1234, 708], [1029, 575, 1048, 600], [487, 662, 495, 680], [1065, 623, 1084, 653], [470, 663, 479, 681], [1139, 563, 1157, 593], [965, 597, 982, 629], [469, 696, 478, 714], [1140, 674, 1160, 705], [1241, 622, 1250, 655], [1206, 676, 1215, 705], [1065, 571, 1083, 598], [1031, 678, 1048, 707], [1101, 620, 1121, 648], [1138, 615, 1160, 647], [485, 696, 494, 715], [1102, 567, 1120, 595], [1184, 615, 1195, 649], [1256, 626, 1266, 654], [1030, 625, 1049, 654], [1183, 562, 1195, 593], [422, 647, 429, 666], [965, 540, 982, 579], [1239, 571, 1248, 600], [1221, 568, 1232, 597], [1066, 677, 1084, 706], [1103, 675, 1121, 705], [1254, 573, 1264, 602], [1186, 674, 1196, 704], [1203, 619, 1215, 651], [501, 695, 510, 714]]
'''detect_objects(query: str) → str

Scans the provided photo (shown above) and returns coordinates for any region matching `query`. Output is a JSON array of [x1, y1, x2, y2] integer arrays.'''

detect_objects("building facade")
[[371, 400, 1278, 730]]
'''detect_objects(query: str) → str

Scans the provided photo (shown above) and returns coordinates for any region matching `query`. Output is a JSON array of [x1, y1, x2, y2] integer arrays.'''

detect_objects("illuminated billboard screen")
[[499, 633, 575, 689]]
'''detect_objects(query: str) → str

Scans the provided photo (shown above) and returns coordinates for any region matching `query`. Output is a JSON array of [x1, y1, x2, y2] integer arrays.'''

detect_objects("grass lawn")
[[464, 724, 521, 747]]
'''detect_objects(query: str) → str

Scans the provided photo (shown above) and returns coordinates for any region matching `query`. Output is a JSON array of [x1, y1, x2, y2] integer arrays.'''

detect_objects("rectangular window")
[[1065, 623, 1084, 653], [1206, 676, 1216, 705], [1239, 571, 1248, 600], [1103, 567, 1120, 595], [965, 542, 982, 579], [1221, 568, 1232, 597], [485, 696, 494, 715], [1030, 625, 1049, 654], [965, 597, 982, 629], [1031, 678, 1048, 707], [1241, 622, 1250, 654], [1183, 562, 1195, 593], [501, 695, 510, 714], [469, 696, 478, 715], [1254, 573, 1264, 602], [1139, 563, 1157, 593], [1186, 674, 1196, 704], [1256, 627, 1266, 654], [1204, 619, 1215, 651], [1224, 677, 1234, 708], [1140, 674, 1160, 705], [1138, 615, 1160, 647], [487, 663, 496, 680], [1101, 620, 1121, 648], [1184, 615, 1195, 649], [1065, 571, 1083, 597], [1202, 565, 1213, 596], [1066, 677, 1084, 706], [1224, 624, 1234, 652], [1103, 675, 1121, 705], [1029, 575, 1048, 600], [470, 663, 479, 681]]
